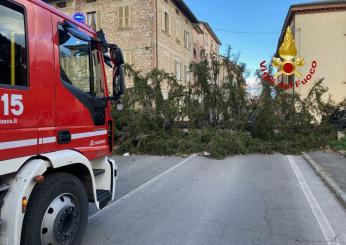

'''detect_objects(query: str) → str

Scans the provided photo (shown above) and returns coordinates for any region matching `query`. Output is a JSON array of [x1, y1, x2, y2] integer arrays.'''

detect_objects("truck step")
[[93, 169, 105, 177], [96, 189, 112, 209]]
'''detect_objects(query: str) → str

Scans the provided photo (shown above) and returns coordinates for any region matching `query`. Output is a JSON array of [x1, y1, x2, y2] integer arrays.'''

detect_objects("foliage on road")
[[113, 48, 345, 159]]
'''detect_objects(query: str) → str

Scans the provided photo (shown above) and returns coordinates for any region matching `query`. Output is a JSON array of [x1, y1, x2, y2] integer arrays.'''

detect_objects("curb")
[[303, 152, 346, 210], [336, 150, 346, 157]]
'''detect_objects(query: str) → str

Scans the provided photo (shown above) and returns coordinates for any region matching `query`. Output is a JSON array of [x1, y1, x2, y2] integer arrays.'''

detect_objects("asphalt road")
[[83, 154, 346, 245]]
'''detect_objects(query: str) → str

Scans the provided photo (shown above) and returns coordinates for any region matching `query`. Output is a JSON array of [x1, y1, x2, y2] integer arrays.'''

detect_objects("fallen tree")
[[113, 49, 345, 159]]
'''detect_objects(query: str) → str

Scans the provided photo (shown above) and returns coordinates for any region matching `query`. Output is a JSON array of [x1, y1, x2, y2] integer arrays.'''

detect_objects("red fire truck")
[[0, 0, 125, 244]]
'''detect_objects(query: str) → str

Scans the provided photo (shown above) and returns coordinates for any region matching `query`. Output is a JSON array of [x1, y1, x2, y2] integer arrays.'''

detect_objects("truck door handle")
[[57, 130, 71, 144]]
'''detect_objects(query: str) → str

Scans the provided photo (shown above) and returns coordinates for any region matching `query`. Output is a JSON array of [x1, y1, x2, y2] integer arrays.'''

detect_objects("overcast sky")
[[184, 0, 311, 90]]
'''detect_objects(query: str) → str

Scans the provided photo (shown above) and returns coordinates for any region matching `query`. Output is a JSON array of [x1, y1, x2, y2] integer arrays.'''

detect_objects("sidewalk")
[[303, 151, 346, 209]]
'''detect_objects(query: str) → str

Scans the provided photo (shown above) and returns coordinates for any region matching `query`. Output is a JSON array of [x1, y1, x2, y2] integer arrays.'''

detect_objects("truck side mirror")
[[97, 30, 126, 102], [110, 47, 125, 102], [113, 66, 125, 101], [110, 47, 124, 67]]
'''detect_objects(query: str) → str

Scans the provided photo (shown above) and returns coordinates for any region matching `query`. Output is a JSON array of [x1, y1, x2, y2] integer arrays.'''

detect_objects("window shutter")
[[188, 32, 191, 50], [124, 6, 129, 28], [96, 11, 101, 30], [186, 65, 190, 82], [165, 12, 169, 33], [161, 9, 165, 30], [180, 62, 183, 81], [175, 19, 179, 39], [174, 60, 177, 77], [184, 65, 187, 82], [119, 7, 124, 28], [183, 30, 187, 48], [174, 60, 181, 80]]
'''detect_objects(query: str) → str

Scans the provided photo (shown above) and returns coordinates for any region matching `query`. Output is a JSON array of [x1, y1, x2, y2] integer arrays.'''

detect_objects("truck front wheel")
[[21, 172, 89, 245]]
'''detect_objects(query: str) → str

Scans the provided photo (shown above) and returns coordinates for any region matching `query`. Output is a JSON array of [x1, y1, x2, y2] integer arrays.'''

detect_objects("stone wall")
[[157, 0, 194, 94], [48, 0, 155, 89], [46, 0, 221, 95]]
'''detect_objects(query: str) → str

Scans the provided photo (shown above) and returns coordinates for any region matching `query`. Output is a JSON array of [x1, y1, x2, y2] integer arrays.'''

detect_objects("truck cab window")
[[0, 1, 27, 87], [91, 42, 105, 97], [59, 26, 91, 93], [58, 25, 104, 97]]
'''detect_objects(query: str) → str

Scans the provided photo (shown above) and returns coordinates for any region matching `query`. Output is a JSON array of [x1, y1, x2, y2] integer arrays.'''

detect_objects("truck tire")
[[21, 172, 89, 245]]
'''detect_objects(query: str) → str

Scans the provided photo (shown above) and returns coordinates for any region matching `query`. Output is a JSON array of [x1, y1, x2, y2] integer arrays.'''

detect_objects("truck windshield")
[[58, 25, 104, 97]]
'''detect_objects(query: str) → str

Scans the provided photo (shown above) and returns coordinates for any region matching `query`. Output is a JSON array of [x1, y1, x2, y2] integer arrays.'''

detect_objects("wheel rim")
[[41, 194, 80, 245]]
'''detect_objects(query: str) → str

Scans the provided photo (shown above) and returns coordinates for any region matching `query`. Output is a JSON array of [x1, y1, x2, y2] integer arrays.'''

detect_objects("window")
[[58, 26, 104, 96], [0, 1, 27, 87], [164, 11, 170, 33], [184, 30, 190, 50], [56, 1, 66, 8], [119, 6, 130, 29], [174, 59, 181, 81], [200, 49, 206, 59], [87, 11, 97, 30], [184, 65, 190, 82], [91, 44, 105, 97], [175, 19, 181, 41]]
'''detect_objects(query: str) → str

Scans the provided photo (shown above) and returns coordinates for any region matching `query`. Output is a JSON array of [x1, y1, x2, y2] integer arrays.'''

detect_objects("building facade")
[[45, 0, 220, 93], [156, 0, 198, 91], [193, 21, 221, 63], [277, 1, 346, 103]]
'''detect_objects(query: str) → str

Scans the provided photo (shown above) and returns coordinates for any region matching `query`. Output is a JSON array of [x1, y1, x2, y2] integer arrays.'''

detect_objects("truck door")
[[0, 0, 39, 161], [52, 17, 110, 160]]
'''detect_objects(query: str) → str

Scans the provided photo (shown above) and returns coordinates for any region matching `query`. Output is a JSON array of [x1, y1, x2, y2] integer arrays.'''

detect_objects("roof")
[[193, 24, 203, 34], [276, 0, 346, 53], [199, 21, 222, 45], [172, 0, 198, 23]]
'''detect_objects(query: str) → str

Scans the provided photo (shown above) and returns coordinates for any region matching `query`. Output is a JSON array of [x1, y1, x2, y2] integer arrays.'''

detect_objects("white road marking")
[[287, 155, 340, 245], [89, 154, 197, 220]]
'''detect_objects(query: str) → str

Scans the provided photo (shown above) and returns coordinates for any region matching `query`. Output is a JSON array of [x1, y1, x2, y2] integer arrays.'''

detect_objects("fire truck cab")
[[0, 0, 124, 244]]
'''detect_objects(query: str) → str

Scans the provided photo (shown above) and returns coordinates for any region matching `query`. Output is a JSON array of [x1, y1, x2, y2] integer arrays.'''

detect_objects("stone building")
[[44, 0, 216, 94], [276, 1, 346, 103], [156, 0, 198, 92], [193, 21, 222, 63]]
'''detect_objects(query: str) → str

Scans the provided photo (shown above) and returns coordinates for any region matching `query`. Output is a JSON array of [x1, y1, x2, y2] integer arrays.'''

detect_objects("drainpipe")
[[156, 0, 159, 69]]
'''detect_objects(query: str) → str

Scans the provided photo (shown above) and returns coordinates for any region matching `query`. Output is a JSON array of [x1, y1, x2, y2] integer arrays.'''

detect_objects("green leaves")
[[113, 53, 343, 159]]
